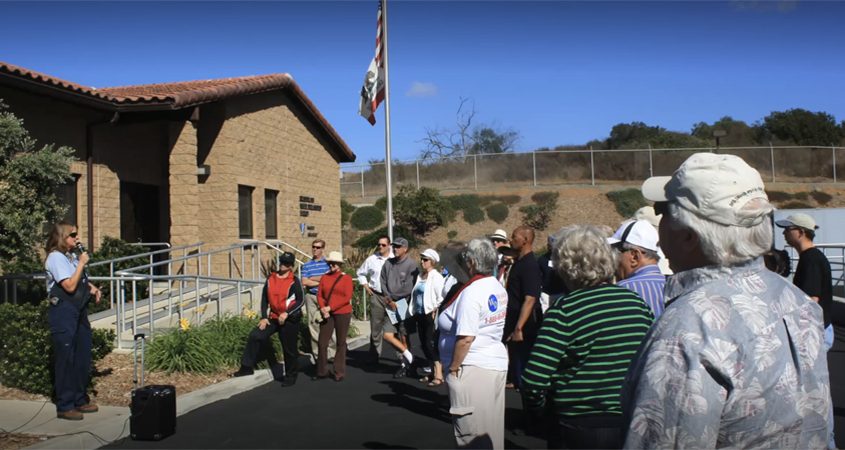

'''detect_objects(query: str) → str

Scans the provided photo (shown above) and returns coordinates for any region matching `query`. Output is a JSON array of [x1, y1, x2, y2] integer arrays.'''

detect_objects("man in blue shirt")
[[301, 239, 331, 362], [608, 219, 664, 319]]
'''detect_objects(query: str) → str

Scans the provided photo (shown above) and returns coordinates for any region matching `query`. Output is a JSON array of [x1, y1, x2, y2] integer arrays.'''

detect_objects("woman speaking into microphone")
[[44, 222, 102, 421]]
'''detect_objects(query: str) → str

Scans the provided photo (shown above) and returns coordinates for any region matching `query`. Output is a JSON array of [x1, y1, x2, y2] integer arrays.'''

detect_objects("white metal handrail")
[[100, 273, 263, 349]]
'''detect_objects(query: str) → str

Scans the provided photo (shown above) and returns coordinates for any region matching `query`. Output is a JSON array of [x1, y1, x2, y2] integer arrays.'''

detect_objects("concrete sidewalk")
[[0, 330, 370, 449]]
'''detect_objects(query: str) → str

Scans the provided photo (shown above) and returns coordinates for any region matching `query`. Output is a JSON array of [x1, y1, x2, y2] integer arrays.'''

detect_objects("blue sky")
[[2, 1, 844, 165]]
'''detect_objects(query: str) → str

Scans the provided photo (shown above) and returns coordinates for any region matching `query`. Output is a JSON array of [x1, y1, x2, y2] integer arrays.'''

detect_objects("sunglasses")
[[68, 232, 78, 238], [378, 243, 389, 247], [312, 246, 323, 249], [420, 257, 430, 262]]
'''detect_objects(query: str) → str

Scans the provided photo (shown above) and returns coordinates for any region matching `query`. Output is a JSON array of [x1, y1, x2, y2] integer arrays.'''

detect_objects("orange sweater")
[[317, 270, 353, 315]]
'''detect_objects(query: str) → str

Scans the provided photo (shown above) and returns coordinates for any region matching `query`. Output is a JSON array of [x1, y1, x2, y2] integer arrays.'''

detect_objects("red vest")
[[267, 272, 296, 319]]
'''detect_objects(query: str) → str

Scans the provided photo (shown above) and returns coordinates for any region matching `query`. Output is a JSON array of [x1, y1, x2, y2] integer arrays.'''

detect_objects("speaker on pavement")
[[130, 384, 176, 441]]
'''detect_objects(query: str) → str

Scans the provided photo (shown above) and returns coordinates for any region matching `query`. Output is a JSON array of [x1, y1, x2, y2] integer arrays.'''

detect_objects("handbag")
[[315, 274, 346, 324]]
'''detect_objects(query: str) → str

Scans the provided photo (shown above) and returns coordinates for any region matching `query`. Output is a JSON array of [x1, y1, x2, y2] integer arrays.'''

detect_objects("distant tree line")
[[413, 102, 845, 160], [555, 109, 845, 152]]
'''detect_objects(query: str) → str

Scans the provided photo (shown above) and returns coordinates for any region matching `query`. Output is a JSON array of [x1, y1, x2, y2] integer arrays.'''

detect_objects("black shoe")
[[311, 374, 329, 381], [393, 365, 407, 379], [232, 366, 254, 377], [281, 374, 298, 387]]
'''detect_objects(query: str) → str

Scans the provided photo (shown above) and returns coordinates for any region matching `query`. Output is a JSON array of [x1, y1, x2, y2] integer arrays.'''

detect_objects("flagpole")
[[381, 0, 394, 242]]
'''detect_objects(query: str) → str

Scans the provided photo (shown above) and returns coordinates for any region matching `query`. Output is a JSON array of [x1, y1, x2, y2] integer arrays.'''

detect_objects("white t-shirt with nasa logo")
[[437, 276, 509, 372]]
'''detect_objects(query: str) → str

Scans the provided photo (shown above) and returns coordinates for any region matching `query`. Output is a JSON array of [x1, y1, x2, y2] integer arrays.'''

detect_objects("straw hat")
[[325, 251, 344, 264]]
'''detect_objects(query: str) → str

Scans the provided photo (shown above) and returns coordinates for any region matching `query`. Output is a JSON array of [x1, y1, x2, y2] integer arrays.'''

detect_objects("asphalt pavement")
[[100, 349, 546, 449]]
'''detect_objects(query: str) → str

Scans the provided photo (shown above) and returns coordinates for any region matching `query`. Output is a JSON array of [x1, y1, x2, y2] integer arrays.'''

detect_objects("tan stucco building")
[[0, 62, 355, 273]]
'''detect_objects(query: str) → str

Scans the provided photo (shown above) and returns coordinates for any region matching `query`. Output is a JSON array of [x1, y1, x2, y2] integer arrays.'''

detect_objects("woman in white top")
[[438, 238, 509, 449], [410, 248, 445, 386]]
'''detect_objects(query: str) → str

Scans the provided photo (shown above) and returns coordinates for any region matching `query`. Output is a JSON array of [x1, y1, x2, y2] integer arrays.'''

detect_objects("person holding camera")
[[233, 252, 303, 387], [44, 222, 101, 421]]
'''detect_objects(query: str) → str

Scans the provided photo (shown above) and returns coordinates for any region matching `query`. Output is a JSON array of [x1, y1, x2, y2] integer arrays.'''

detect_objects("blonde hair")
[[552, 225, 617, 290], [45, 222, 76, 255]]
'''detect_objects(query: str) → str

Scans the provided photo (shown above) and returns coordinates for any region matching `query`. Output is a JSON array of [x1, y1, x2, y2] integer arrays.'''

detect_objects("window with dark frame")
[[238, 185, 254, 239], [57, 175, 79, 225], [264, 189, 278, 239]]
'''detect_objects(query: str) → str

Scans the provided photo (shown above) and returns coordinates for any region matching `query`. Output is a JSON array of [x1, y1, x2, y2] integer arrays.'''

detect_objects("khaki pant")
[[305, 292, 335, 360], [446, 365, 506, 449]]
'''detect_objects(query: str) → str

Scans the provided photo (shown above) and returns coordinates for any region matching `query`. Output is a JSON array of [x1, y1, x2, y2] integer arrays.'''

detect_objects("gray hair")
[[552, 225, 617, 290], [464, 238, 498, 276], [621, 243, 660, 262], [667, 200, 773, 266]]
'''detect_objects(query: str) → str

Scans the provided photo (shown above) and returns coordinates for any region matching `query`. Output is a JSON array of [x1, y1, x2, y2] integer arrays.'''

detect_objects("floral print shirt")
[[622, 257, 830, 449]]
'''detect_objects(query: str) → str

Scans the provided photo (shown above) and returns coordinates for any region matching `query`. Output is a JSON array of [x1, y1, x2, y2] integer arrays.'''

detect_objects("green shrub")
[[375, 196, 387, 211], [606, 189, 648, 218], [0, 302, 114, 396], [531, 191, 559, 204], [463, 206, 485, 224], [520, 192, 559, 231], [766, 190, 792, 203], [794, 191, 809, 201], [350, 206, 385, 231], [147, 327, 226, 374], [486, 203, 509, 223], [200, 315, 276, 367], [447, 230, 458, 240], [341, 199, 356, 226], [448, 194, 481, 211], [811, 191, 833, 205], [92, 327, 117, 362], [354, 225, 417, 249], [781, 201, 813, 209], [394, 185, 455, 236]]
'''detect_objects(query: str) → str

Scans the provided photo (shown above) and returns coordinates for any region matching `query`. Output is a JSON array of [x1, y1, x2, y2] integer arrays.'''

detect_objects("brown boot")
[[57, 409, 84, 420], [77, 403, 99, 413]]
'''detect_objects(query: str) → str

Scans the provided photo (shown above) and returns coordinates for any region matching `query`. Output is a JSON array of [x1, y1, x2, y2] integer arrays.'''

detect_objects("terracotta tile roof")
[[0, 61, 355, 162]]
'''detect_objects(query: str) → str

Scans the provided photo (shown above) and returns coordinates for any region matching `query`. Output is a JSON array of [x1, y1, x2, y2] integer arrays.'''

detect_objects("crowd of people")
[[44, 151, 836, 450], [226, 151, 834, 449]]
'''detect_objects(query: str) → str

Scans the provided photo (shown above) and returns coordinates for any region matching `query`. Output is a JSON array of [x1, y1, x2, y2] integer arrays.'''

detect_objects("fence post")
[[416, 160, 420, 188], [769, 142, 775, 183], [589, 146, 595, 186], [648, 144, 654, 177], [473, 154, 478, 190], [832, 145, 837, 183], [360, 169, 365, 199]]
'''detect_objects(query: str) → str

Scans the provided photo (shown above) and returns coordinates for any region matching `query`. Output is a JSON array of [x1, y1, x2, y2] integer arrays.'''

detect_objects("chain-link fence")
[[341, 145, 844, 203]]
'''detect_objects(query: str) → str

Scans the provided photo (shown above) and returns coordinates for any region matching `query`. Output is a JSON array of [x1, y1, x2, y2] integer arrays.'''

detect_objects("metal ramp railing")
[[1, 239, 312, 349]]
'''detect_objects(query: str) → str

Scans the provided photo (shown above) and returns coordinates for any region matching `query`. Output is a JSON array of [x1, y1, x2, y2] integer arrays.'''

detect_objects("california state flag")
[[358, 2, 385, 125]]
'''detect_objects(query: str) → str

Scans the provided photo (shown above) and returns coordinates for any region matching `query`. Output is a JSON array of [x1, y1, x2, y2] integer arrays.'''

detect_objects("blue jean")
[[48, 299, 92, 413]]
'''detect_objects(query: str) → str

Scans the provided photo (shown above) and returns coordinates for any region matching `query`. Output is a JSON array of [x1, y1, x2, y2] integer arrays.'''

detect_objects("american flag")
[[358, 1, 385, 125]]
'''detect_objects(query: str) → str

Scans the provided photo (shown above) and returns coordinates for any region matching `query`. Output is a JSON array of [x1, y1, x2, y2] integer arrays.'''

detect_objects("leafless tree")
[[418, 97, 519, 160]]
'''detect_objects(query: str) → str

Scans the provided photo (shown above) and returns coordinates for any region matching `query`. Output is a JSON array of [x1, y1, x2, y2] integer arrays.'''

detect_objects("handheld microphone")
[[75, 241, 87, 254]]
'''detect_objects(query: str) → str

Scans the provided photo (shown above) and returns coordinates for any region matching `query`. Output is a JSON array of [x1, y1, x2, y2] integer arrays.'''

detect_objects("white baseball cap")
[[607, 219, 660, 253], [420, 248, 440, 264], [490, 229, 508, 241], [641, 153, 770, 227], [775, 213, 819, 231]]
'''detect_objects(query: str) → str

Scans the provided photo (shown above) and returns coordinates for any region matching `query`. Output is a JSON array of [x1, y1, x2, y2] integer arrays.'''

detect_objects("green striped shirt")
[[521, 284, 653, 417]]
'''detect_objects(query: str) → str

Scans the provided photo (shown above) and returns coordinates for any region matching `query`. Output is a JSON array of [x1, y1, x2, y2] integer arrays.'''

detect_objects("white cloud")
[[406, 81, 438, 98]]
